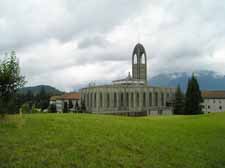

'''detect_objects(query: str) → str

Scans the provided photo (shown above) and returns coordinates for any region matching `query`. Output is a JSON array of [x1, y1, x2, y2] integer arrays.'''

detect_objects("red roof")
[[61, 92, 80, 100], [202, 91, 225, 99], [50, 92, 80, 101]]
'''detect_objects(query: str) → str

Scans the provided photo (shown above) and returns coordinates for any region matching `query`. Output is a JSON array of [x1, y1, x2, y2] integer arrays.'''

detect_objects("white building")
[[202, 91, 225, 113], [50, 92, 81, 112]]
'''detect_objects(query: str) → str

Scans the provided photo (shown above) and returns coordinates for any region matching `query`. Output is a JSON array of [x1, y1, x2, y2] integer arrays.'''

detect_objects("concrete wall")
[[202, 98, 225, 113], [81, 85, 175, 116]]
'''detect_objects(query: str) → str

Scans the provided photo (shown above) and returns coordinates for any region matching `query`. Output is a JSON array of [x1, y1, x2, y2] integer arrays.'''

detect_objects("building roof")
[[50, 96, 61, 101], [61, 92, 80, 100], [202, 91, 225, 99], [50, 92, 80, 101]]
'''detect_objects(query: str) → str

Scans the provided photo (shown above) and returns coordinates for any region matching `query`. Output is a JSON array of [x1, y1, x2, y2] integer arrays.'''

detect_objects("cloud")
[[1, 0, 225, 91]]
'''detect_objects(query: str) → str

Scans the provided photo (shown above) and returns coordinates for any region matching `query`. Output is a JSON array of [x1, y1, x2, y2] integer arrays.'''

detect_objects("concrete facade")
[[81, 85, 175, 115], [202, 91, 225, 113], [80, 43, 176, 116], [50, 93, 80, 112]]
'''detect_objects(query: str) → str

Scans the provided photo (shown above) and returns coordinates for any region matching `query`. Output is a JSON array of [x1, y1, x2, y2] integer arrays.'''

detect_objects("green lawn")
[[0, 113, 225, 168]]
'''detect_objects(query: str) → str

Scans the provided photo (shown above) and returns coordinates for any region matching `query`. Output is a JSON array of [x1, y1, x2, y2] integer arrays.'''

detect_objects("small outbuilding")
[[50, 92, 80, 112], [202, 91, 225, 113]]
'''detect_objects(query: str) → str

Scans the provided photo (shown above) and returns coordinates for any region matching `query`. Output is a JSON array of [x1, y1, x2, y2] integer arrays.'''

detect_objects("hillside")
[[19, 85, 63, 95], [150, 70, 225, 91], [0, 113, 225, 168]]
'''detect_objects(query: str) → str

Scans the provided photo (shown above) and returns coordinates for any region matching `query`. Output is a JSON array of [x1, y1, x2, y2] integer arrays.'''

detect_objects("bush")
[[20, 103, 30, 114], [48, 104, 57, 113]]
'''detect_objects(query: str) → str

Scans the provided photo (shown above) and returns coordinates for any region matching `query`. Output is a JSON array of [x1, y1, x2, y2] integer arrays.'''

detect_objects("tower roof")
[[133, 43, 146, 54]]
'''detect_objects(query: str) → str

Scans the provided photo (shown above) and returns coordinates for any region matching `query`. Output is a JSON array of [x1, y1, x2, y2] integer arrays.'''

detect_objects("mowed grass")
[[0, 113, 225, 168]]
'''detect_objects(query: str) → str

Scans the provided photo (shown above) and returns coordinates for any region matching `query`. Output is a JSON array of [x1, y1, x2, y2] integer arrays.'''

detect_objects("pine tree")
[[173, 85, 185, 115], [185, 74, 203, 115]]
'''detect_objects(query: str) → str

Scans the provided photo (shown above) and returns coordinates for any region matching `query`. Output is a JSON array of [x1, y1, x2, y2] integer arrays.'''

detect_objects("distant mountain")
[[150, 71, 225, 91], [19, 85, 64, 95]]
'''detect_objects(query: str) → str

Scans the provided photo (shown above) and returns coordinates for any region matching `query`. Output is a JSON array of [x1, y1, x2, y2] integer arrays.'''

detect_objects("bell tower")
[[132, 43, 147, 84]]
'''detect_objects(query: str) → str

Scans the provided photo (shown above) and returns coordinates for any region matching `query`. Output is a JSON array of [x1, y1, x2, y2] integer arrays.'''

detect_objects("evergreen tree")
[[185, 74, 203, 115], [173, 85, 185, 115]]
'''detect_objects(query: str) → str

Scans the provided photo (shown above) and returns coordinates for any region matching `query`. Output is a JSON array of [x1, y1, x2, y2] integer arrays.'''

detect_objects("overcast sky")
[[1, 0, 225, 91]]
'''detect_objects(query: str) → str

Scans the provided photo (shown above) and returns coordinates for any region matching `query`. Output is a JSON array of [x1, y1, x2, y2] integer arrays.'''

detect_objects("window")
[[208, 105, 210, 109], [126, 92, 129, 107], [100, 93, 103, 107], [155, 92, 158, 106], [161, 93, 164, 106], [87, 93, 89, 107], [141, 54, 145, 64], [143, 93, 146, 107], [219, 106, 222, 110], [134, 54, 137, 64], [94, 93, 96, 107], [136, 93, 139, 107], [114, 93, 117, 107], [121, 93, 124, 107], [149, 93, 152, 106], [131, 93, 134, 107], [107, 93, 110, 108]]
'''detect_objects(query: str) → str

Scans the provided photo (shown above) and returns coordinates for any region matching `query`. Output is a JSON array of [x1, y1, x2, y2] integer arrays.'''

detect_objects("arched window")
[[94, 93, 96, 107], [134, 54, 138, 64], [107, 93, 110, 108], [114, 93, 117, 107], [126, 92, 129, 107], [121, 93, 124, 107], [143, 92, 146, 107], [149, 92, 152, 106], [100, 93, 103, 108], [90, 93, 92, 107], [136, 93, 139, 107], [155, 92, 158, 107], [161, 93, 164, 106], [87, 93, 89, 107], [131, 93, 134, 107], [141, 54, 145, 64]]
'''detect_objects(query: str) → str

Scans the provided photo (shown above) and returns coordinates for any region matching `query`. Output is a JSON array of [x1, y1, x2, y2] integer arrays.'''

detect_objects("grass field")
[[0, 113, 225, 168]]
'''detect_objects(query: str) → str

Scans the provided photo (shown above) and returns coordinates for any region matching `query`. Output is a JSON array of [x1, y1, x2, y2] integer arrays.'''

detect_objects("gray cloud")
[[1, 0, 225, 91]]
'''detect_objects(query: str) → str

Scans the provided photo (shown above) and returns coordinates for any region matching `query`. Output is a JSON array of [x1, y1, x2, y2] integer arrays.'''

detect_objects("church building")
[[80, 43, 176, 116]]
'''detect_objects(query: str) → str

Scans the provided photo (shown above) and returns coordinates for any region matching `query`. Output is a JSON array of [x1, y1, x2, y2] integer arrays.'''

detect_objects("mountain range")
[[19, 85, 63, 95], [20, 71, 225, 95], [150, 70, 225, 91]]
